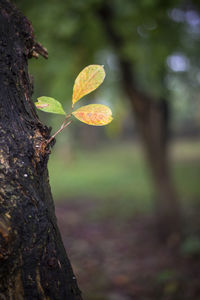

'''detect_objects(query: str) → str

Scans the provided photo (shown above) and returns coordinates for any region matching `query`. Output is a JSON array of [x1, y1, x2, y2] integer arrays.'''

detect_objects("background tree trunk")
[[119, 60, 181, 243], [98, 3, 181, 242], [0, 1, 82, 299]]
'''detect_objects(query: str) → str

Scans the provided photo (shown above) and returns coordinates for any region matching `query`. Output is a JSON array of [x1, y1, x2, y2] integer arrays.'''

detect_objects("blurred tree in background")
[[15, 0, 200, 241]]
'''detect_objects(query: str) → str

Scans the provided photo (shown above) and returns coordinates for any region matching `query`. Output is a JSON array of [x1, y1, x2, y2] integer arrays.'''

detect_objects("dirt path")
[[56, 200, 200, 300]]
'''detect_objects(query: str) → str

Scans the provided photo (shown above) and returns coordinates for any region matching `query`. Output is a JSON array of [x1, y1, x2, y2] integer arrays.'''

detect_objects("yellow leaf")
[[72, 104, 113, 126], [72, 65, 106, 104]]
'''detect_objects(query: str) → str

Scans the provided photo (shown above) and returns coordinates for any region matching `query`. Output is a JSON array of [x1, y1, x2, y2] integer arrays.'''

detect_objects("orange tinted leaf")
[[72, 65, 106, 104], [36, 103, 49, 109], [72, 104, 113, 126]]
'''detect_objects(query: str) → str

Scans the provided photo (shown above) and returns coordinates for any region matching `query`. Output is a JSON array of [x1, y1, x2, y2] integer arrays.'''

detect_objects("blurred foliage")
[[11, 4, 200, 298], [13, 0, 200, 212], [15, 0, 200, 134], [49, 141, 200, 217], [181, 236, 200, 257]]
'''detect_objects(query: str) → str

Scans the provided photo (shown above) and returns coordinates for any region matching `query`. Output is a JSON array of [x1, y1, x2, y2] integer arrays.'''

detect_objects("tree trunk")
[[98, 3, 181, 242], [0, 1, 82, 299], [120, 61, 181, 243]]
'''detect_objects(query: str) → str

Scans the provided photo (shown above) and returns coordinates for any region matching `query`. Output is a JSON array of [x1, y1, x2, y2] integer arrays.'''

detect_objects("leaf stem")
[[45, 113, 72, 147]]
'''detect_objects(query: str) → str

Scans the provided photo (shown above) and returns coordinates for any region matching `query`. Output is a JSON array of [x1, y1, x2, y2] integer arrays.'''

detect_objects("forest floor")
[[56, 199, 200, 300]]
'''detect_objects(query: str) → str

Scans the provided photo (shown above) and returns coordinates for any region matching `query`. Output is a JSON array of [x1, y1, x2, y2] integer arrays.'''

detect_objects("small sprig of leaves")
[[35, 65, 113, 146]]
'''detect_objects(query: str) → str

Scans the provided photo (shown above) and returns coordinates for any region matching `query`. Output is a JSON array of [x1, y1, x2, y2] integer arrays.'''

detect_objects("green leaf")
[[72, 104, 113, 126], [35, 96, 66, 115], [72, 65, 106, 104]]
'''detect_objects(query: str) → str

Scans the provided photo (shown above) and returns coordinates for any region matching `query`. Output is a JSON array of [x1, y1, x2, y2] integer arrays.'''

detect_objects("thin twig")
[[63, 112, 72, 125], [33, 42, 48, 59], [45, 120, 72, 147]]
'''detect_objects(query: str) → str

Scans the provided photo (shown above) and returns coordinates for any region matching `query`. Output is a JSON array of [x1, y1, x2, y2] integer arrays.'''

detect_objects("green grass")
[[172, 140, 200, 202], [48, 140, 200, 216]]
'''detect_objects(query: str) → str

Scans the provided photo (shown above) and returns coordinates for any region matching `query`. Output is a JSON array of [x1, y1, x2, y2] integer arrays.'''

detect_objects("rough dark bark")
[[0, 1, 82, 299], [98, 3, 181, 242]]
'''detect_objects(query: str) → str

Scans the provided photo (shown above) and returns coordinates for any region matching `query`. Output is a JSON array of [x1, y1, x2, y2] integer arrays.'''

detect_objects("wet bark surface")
[[0, 1, 82, 299]]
